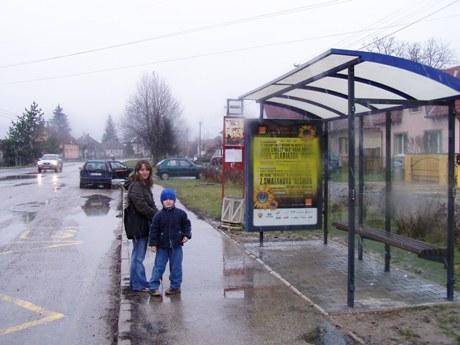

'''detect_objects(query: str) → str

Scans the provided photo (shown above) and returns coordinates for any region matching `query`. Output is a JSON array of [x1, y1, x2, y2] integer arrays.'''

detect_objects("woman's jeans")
[[130, 237, 149, 290], [150, 247, 183, 290]]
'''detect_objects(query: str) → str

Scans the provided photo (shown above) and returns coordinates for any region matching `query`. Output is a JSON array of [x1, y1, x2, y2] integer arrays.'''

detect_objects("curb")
[[117, 228, 132, 345]]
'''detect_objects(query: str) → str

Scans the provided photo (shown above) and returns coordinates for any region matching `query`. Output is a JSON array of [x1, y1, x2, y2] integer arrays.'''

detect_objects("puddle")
[[12, 211, 37, 223], [14, 182, 35, 187], [81, 194, 112, 216], [0, 174, 37, 181], [303, 322, 350, 345], [15, 201, 46, 209]]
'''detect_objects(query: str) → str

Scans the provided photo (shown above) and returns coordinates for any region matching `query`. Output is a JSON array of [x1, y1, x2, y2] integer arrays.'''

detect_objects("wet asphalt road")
[[0, 163, 121, 344]]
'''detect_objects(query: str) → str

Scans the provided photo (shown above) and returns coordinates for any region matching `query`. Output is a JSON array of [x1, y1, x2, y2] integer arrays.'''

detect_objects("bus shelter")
[[239, 48, 460, 307]]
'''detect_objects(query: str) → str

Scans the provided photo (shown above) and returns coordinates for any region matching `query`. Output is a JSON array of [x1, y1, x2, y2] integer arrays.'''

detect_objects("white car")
[[37, 154, 63, 173]]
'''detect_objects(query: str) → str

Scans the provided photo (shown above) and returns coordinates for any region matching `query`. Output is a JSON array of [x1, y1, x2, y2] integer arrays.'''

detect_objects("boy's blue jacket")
[[149, 207, 191, 248]]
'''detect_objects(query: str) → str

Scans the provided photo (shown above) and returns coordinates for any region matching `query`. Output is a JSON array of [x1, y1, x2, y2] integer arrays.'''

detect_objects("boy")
[[148, 188, 191, 296]]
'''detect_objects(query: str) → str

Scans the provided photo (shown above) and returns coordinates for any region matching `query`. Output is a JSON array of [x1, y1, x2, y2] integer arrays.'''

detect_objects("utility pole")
[[198, 121, 202, 158]]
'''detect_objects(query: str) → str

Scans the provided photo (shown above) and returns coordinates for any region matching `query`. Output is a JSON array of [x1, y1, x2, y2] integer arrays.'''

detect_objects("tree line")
[[0, 72, 188, 166]]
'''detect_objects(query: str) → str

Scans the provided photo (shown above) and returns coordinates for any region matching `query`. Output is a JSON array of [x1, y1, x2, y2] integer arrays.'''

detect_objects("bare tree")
[[122, 72, 182, 162], [367, 37, 456, 69]]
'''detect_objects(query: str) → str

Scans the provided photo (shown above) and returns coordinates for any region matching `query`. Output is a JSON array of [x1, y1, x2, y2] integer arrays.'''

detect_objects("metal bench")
[[332, 222, 447, 263]]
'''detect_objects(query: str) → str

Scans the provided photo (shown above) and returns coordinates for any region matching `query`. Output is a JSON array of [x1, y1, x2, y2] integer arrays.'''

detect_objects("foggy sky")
[[0, 0, 459, 141]]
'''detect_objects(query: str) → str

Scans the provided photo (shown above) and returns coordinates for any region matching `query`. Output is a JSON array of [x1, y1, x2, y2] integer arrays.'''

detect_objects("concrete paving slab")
[[244, 239, 455, 313]]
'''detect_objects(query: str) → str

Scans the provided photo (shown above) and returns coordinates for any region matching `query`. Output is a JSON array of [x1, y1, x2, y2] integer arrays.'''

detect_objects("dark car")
[[108, 160, 133, 179], [155, 158, 204, 180], [79, 160, 109, 188], [80, 160, 133, 188]]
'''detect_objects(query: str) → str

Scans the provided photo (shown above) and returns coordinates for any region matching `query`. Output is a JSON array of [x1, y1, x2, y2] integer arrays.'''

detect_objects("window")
[[339, 137, 348, 155], [179, 160, 191, 167], [424, 130, 442, 153], [409, 106, 421, 113], [394, 133, 408, 155], [110, 162, 125, 169], [167, 160, 177, 167]]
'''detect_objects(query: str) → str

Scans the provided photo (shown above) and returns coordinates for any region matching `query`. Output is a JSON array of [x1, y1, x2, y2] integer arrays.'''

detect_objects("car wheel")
[[38, 168, 42, 173], [161, 173, 169, 180], [55, 168, 59, 173], [79, 182, 85, 189], [105, 183, 112, 189], [196, 172, 204, 180]]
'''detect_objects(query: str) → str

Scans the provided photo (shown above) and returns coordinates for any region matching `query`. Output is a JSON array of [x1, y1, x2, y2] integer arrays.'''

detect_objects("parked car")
[[107, 160, 133, 179], [155, 158, 204, 180], [80, 160, 133, 189], [37, 154, 63, 173], [80, 160, 113, 189]]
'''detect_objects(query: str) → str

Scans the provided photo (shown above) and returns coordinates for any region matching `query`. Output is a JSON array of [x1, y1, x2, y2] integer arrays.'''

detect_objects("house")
[[61, 137, 80, 160], [327, 65, 460, 168], [102, 140, 124, 159], [77, 134, 104, 160]]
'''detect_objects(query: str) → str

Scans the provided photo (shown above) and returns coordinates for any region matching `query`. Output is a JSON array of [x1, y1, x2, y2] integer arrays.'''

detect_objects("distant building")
[[77, 134, 104, 160], [63, 143, 80, 160], [131, 139, 149, 158], [102, 140, 124, 159]]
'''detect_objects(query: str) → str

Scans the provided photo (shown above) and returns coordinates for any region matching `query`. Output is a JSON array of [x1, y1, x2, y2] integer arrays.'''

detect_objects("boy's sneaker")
[[165, 288, 181, 295], [149, 289, 161, 297]]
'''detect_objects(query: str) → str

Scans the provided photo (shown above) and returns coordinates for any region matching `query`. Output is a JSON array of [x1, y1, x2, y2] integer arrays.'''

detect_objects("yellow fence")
[[403, 154, 460, 186]]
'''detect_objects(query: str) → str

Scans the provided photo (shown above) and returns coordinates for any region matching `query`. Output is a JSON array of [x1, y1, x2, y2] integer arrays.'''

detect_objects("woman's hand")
[[181, 236, 189, 244]]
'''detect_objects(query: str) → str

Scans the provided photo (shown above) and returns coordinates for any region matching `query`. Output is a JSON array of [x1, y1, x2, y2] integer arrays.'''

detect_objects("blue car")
[[80, 160, 113, 189]]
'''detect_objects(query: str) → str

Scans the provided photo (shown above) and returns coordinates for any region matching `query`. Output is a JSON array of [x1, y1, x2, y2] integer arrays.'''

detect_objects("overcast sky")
[[0, 0, 458, 141]]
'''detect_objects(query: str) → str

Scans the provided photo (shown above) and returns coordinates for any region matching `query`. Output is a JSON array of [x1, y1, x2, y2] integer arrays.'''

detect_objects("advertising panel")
[[224, 117, 244, 146], [245, 119, 322, 231]]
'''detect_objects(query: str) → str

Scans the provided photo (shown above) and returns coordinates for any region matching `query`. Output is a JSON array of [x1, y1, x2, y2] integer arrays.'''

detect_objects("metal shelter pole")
[[447, 102, 456, 300], [347, 66, 356, 308], [324, 121, 329, 245], [259, 103, 264, 247], [358, 115, 364, 260], [385, 111, 392, 272]]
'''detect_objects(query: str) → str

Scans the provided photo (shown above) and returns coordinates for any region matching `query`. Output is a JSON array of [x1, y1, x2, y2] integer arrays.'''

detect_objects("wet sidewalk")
[[117, 185, 358, 345], [245, 240, 451, 313], [117, 185, 454, 344]]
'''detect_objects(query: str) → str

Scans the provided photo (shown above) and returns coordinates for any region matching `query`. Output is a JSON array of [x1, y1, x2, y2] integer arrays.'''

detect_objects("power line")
[[0, 24, 409, 85], [0, 0, 350, 69], [1, 11, 459, 86], [334, 0, 434, 50], [359, 0, 460, 50]]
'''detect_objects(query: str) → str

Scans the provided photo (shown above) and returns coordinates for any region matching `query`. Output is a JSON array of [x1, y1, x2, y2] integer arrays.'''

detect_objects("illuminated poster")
[[246, 120, 322, 231]]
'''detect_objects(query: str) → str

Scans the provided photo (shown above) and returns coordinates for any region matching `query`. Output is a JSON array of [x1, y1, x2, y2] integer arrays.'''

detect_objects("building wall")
[[63, 144, 80, 160]]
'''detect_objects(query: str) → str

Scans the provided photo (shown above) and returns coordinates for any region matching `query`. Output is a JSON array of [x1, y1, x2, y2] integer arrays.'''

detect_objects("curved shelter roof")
[[240, 48, 460, 120]]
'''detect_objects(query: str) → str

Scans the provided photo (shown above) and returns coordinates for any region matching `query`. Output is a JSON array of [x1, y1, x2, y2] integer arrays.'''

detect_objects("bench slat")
[[332, 222, 446, 263]]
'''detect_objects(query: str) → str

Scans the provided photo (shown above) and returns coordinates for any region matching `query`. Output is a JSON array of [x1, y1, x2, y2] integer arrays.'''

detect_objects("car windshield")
[[85, 162, 107, 171], [41, 154, 59, 160]]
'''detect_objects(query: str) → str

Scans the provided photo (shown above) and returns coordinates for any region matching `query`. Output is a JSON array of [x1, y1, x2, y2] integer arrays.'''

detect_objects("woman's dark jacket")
[[149, 207, 191, 249], [126, 180, 158, 239]]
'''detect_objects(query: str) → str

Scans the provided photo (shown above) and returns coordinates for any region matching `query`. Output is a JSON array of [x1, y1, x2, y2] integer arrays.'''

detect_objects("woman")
[[126, 160, 158, 291]]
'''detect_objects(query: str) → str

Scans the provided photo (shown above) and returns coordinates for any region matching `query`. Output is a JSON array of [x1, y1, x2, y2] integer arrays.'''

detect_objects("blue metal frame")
[[239, 47, 460, 307], [330, 48, 460, 92]]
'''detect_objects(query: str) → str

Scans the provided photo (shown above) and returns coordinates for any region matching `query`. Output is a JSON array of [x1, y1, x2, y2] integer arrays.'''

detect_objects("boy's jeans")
[[130, 237, 149, 290], [149, 247, 183, 290]]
